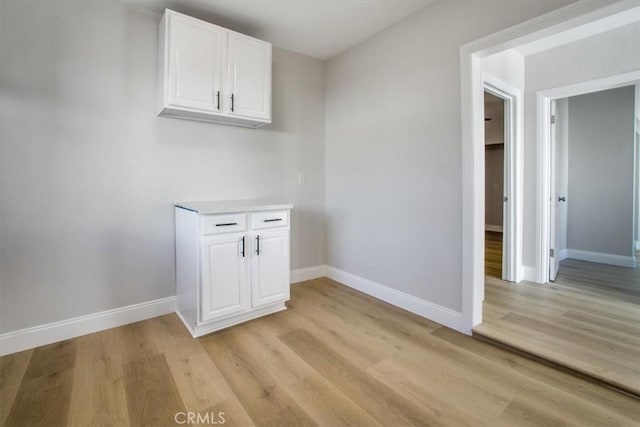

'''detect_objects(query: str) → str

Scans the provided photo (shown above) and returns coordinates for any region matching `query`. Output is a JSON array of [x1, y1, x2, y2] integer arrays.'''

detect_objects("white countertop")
[[175, 200, 293, 214]]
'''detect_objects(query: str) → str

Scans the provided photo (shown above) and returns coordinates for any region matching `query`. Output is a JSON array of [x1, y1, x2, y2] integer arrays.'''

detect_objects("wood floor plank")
[[281, 297, 388, 368], [0, 349, 32, 426], [498, 396, 573, 427], [67, 329, 129, 426], [114, 320, 162, 364], [5, 341, 76, 426], [288, 374, 383, 427], [22, 340, 76, 381], [145, 314, 232, 411], [279, 327, 438, 426], [563, 309, 640, 338], [199, 396, 256, 427], [367, 358, 504, 426], [122, 353, 186, 426], [200, 328, 317, 427], [227, 322, 316, 386]]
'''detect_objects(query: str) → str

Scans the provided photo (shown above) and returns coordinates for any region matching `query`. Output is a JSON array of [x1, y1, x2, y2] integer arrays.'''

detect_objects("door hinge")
[[549, 248, 555, 257], [550, 115, 556, 124]]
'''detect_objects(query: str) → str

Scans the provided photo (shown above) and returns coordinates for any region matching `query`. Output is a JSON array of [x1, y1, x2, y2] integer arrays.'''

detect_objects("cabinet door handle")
[[215, 222, 237, 227], [231, 93, 234, 112], [216, 91, 220, 110], [264, 218, 282, 223], [241, 236, 245, 258], [256, 235, 260, 255]]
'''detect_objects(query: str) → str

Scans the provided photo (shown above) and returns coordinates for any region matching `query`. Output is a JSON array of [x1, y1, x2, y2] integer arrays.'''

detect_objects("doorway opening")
[[484, 91, 506, 280], [538, 74, 640, 283]]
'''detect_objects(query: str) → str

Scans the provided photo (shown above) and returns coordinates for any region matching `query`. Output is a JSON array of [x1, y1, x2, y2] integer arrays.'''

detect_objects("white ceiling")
[[123, 0, 433, 60]]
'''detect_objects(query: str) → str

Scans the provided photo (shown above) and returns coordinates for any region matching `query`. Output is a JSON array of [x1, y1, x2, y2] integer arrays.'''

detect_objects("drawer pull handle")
[[256, 235, 260, 255], [264, 218, 282, 223], [241, 236, 245, 258], [215, 222, 238, 227]]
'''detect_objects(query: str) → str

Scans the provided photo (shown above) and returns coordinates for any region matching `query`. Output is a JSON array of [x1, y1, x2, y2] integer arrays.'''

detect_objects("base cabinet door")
[[251, 229, 289, 308], [200, 234, 249, 322]]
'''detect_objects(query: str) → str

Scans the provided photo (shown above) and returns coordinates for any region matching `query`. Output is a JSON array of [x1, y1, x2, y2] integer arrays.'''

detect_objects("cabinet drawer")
[[251, 210, 289, 229], [201, 213, 247, 235]]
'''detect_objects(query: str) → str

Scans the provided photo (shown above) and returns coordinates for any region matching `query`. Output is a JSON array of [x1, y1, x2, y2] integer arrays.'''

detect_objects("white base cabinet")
[[174, 201, 291, 337]]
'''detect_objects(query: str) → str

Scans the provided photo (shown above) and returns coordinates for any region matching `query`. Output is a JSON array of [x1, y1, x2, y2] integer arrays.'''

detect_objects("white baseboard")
[[0, 296, 176, 356], [485, 225, 503, 232], [290, 265, 327, 284], [325, 266, 465, 333], [566, 249, 636, 268], [635, 240, 640, 251], [559, 248, 568, 261]]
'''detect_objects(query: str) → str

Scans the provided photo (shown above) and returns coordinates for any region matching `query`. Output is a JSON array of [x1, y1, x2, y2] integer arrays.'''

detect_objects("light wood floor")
[[2, 278, 639, 426], [476, 258, 640, 397]]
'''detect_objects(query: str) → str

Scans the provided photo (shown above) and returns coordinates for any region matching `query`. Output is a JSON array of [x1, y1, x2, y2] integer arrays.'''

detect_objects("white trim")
[[485, 225, 503, 232], [461, 0, 640, 334], [536, 71, 640, 283], [522, 266, 538, 282], [180, 302, 287, 338], [290, 265, 327, 284], [559, 248, 569, 261], [565, 249, 636, 268], [325, 266, 466, 333], [635, 240, 640, 250], [0, 297, 176, 356], [515, 5, 640, 56]]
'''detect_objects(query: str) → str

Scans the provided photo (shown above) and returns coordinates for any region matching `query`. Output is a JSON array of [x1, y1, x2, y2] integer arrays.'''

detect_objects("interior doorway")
[[484, 92, 506, 279], [538, 74, 640, 283], [482, 76, 519, 286]]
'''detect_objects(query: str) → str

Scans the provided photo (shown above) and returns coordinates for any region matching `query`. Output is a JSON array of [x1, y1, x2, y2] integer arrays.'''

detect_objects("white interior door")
[[200, 234, 248, 322], [251, 229, 289, 308], [549, 100, 560, 281], [227, 32, 271, 121], [169, 14, 223, 112]]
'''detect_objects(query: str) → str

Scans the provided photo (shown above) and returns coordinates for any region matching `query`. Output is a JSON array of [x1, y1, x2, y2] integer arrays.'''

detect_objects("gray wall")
[[485, 146, 504, 228], [324, 0, 574, 311], [567, 86, 636, 257], [0, 0, 326, 333], [523, 21, 640, 268]]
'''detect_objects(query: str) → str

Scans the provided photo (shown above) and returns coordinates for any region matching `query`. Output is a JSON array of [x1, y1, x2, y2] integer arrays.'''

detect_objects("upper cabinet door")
[[227, 32, 272, 122], [166, 12, 224, 113]]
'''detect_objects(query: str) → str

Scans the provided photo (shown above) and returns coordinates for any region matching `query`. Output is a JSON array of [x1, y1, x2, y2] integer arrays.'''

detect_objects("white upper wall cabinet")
[[158, 9, 272, 128]]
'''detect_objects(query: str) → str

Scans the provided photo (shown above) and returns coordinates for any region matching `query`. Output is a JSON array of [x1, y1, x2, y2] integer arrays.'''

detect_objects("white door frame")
[[483, 74, 523, 284], [459, 0, 636, 333], [536, 71, 640, 283]]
